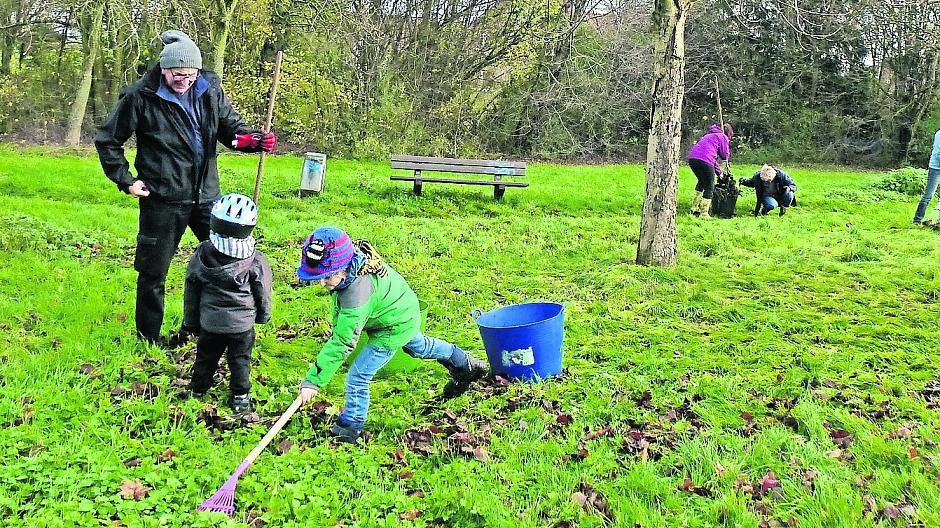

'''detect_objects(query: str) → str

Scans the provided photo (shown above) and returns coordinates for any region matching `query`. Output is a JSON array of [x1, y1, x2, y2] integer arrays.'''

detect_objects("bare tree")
[[637, 0, 691, 266], [65, 0, 103, 145]]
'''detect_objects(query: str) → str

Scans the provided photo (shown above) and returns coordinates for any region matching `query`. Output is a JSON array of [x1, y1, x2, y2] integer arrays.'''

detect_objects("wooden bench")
[[390, 155, 528, 200]]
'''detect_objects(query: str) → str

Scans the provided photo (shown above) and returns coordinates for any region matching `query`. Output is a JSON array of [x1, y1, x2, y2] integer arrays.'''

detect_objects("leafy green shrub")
[[872, 167, 926, 196]]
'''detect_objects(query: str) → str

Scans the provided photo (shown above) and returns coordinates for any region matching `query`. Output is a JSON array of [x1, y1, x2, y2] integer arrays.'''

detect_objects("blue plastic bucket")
[[473, 302, 565, 381]]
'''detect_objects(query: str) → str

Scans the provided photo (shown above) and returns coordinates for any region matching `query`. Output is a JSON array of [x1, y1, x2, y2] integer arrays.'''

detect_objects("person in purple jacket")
[[687, 123, 733, 218]]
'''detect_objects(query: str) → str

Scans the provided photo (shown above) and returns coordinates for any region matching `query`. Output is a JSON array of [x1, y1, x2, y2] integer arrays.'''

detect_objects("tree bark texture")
[[212, 0, 239, 80], [65, 2, 104, 146], [637, 0, 688, 267]]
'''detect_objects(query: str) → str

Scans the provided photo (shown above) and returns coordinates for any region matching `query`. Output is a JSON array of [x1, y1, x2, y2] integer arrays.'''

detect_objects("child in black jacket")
[[183, 193, 272, 413]]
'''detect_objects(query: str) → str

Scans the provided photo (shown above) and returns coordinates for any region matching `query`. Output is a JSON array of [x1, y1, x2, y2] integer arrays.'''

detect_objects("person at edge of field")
[[739, 164, 798, 217], [687, 123, 733, 218], [182, 194, 272, 414], [95, 30, 276, 347], [294, 226, 488, 444], [914, 129, 940, 226]]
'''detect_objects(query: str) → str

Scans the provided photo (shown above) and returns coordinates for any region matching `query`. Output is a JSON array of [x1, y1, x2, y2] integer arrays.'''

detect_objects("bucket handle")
[[471, 309, 483, 321]]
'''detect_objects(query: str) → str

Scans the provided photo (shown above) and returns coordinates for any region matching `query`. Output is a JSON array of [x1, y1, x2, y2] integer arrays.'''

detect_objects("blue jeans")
[[761, 190, 794, 214], [914, 167, 940, 223], [338, 333, 468, 429]]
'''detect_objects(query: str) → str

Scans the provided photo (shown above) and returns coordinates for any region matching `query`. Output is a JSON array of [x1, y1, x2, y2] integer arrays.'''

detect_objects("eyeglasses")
[[170, 70, 198, 80]]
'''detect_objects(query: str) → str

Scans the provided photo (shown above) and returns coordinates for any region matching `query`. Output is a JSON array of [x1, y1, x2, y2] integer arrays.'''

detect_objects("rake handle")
[[251, 50, 284, 204], [234, 395, 303, 477]]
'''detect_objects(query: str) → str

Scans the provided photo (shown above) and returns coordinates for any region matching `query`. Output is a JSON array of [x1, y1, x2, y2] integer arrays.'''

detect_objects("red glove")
[[233, 132, 276, 153]]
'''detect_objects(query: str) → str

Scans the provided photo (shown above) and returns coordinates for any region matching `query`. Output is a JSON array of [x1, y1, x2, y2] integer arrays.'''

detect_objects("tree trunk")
[[65, 2, 104, 147], [637, 0, 689, 267], [211, 0, 239, 80]]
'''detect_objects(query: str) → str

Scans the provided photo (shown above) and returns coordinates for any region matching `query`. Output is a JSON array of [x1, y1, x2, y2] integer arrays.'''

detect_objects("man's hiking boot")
[[229, 393, 252, 414], [329, 420, 362, 444], [441, 356, 489, 400], [779, 206, 787, 217]]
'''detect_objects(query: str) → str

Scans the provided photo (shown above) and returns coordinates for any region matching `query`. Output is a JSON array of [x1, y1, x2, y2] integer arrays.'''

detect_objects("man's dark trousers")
[[135, 198, 213, 343]]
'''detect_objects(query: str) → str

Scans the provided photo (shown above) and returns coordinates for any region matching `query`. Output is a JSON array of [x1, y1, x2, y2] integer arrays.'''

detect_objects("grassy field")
[[0, 145, 938, 527]]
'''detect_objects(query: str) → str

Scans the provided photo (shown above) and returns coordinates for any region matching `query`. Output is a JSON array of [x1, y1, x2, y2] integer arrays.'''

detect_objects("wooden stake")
[[252, 50, 283, 204], [714, 76, 724, 130]]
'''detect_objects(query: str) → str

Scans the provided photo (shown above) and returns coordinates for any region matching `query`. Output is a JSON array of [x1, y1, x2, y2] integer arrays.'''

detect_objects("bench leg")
[[494, 184, 506, 201], [413, 180, 423, 196]]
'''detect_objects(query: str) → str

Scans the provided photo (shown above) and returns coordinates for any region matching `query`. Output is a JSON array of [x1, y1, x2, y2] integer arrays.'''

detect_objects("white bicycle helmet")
[[209, 193, 257, 258]]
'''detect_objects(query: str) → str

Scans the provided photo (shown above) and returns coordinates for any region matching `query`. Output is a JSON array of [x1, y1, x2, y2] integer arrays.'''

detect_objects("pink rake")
[[198, 396, 303, 515]]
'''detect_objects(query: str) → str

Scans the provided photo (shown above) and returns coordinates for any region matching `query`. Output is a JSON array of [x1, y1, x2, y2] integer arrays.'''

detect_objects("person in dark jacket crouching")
[[183, 194, 272, 413], [95, 30, 276, 346], [739, 164, 798, 216]]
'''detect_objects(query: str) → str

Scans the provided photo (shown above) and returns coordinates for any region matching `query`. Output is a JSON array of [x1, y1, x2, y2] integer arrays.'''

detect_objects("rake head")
[[197, 474, 238, 515]]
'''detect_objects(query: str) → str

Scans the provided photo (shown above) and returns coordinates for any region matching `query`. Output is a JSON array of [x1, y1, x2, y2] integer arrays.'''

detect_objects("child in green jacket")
[[296, 226, 487, 443]]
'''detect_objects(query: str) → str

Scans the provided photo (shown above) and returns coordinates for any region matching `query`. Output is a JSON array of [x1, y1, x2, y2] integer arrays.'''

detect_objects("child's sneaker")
[[329, 420, 362, 444], [442, 357, 488, 399], [230, 393, 252, 414]]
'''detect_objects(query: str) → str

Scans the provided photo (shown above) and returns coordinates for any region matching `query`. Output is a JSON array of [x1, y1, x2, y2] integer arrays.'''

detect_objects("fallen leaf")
[[572, 482, 614, 522], [241, 412, 261, 424], [802, 469, 819, 488], [740, 411, 754, 422], [715, 460, 726, 478], [678, 478, 696, 492], [829, 429, 853, 448], [556, 413, 573, 426], [123, 457, 141, 468], [907, 445, 919, 460], [397, 470, 414, 480], [118, 479, 151, 500], [882, 503, 901, 520], [276, 439, 294, 455], [117, 313, 127, 323], [825, 449, 842, 458], [571, 491, 588, 508], [399, 510, 421, 521], [471, 446, 490, 463], [79, 363, 96, 376], [155, 448, 177, 463], [246, 509, 267, 528], [636, 390, 653, 409], [569, 442, 589, 461], [583, 426, 613, 441], [760, 471, 780, 493]]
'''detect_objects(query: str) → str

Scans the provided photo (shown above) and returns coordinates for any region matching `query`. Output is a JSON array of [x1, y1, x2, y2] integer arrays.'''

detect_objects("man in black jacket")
[[739, 164, 798, 217], [95, 30, 275, 345]]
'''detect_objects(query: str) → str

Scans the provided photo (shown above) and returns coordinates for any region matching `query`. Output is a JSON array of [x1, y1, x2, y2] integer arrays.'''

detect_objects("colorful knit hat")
[[297, 226, 355, 281]]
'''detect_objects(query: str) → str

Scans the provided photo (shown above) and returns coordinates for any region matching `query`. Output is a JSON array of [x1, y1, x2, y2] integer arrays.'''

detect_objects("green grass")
[[1, 145, 938, 527]]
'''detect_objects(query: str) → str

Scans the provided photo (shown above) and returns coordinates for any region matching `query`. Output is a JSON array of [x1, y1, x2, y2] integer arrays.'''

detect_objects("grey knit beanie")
[[159, 30, 202, 69]]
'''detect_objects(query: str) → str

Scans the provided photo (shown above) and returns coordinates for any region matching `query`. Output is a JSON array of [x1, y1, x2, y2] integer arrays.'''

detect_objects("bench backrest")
[[391, 155, 526, 177]]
